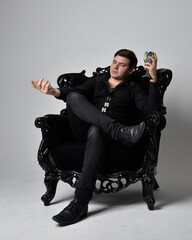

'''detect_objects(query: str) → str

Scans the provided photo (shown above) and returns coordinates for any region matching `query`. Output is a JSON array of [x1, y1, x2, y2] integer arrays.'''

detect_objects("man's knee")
[[87, 125, 106, 141]]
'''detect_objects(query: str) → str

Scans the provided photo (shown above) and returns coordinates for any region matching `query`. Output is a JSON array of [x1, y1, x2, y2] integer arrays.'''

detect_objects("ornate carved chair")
[[35, 66, 172, 210]]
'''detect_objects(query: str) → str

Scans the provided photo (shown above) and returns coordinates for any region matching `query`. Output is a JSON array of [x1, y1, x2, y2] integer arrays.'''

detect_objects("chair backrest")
[[57, 66, 172, 115]]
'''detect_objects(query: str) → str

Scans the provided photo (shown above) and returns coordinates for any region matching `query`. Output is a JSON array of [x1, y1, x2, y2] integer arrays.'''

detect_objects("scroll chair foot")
[[42, 176, 59, 206], [41, 193, 56, 206], [142, 178, 156, 210], [143, 194, 156, 210]]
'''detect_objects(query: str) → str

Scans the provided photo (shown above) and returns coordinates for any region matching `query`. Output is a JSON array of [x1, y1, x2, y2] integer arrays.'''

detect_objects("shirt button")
[[104, 102, 109, 107]]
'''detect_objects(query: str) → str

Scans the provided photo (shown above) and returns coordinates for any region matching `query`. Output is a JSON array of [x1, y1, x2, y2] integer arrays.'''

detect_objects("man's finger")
[[42, 81, 49, 90], [144, 63, 151, 67], [31, 80, 37, 88], [44, 82, 51, 92], [38, 78, 44, 86], [46, 81, 50, 88]]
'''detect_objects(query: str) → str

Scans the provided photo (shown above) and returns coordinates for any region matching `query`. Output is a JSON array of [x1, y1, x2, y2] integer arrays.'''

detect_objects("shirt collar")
[[103, 74, 131, 86]]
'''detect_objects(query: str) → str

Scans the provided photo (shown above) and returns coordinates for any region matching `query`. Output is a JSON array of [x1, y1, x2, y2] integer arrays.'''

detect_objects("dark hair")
[[114, 49, 138, 69]]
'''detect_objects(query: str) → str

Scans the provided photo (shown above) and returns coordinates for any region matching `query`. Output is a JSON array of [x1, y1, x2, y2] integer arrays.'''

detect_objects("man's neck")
[[108, 77, 124, 90]]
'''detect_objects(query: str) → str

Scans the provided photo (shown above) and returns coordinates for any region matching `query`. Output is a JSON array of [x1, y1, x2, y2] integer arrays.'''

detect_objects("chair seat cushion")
[[52, 137, 146, 174]]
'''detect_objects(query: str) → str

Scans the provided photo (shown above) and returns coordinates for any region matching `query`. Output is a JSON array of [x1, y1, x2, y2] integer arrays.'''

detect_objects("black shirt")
[[57, 74, 160, 125]]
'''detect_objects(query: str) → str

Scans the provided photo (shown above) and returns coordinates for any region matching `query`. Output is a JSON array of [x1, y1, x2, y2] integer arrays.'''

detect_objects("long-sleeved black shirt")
[[57, 73, 160, 125]]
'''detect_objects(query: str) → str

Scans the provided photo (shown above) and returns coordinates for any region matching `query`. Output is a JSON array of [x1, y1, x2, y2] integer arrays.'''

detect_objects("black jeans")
[[66, 92, 122, 203]]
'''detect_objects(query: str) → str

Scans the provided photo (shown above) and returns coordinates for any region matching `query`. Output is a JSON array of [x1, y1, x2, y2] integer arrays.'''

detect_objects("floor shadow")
[[92, 187, 144, 209], [152, 177, 192, 209], [50, 193, 74, 205], [153, 109, 192, 208]]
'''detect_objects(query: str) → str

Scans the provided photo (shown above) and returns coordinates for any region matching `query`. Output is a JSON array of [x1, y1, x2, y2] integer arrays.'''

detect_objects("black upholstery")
[[35, 66, 172, 210]]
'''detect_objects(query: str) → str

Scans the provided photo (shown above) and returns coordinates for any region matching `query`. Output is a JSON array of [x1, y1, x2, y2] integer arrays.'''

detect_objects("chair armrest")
[[34, 111, 73, 172], [35, 112, 72, 146], [157, 69, 172, 114], [143, 111, 166, 170], [145, 111, 166, 132]]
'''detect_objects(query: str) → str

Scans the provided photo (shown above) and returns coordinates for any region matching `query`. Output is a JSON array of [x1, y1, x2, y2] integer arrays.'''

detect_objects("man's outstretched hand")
[[31, 78, 60, 97]]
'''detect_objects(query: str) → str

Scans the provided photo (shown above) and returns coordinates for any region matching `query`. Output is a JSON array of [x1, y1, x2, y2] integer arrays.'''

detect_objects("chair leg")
[[41, 172, 59, 206], [142, 176, 156, 210]]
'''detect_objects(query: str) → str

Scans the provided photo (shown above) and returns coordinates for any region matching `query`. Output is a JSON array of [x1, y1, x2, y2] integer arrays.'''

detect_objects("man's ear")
[[129, 67, 135, 75]]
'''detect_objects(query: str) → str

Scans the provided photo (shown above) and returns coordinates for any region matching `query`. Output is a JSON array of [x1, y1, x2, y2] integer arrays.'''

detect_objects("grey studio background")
[[1, 0, 192, 240]]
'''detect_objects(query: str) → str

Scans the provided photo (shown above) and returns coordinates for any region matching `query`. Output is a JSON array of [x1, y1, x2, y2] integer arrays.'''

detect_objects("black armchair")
[[35, 66, 172, 210]]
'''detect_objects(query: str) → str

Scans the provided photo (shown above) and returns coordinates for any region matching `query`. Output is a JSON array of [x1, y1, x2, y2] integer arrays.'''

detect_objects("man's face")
[[110, 55, 134, 81]]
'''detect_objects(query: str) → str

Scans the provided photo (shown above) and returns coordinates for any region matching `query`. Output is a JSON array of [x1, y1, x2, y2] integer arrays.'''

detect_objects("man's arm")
[[133, 53, 160, 113], [31, 78, 61, 97], [57, 77, 96, 101], [31, 76, 96, 102]]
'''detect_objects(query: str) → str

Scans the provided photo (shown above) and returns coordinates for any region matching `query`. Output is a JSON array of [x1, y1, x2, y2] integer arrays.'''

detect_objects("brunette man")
[[31, 49, 159, 225]]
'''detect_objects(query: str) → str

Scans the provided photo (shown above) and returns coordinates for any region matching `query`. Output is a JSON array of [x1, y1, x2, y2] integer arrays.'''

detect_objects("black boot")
[[52, 199, 88, 225], [119, 122, 145, 145]]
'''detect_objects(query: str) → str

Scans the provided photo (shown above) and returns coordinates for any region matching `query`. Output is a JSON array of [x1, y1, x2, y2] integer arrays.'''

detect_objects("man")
[[31, 49, 159, 225]]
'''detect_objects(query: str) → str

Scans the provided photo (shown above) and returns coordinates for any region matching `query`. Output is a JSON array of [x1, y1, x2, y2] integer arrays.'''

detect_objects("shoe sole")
[[52, 212, 88, 225]]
